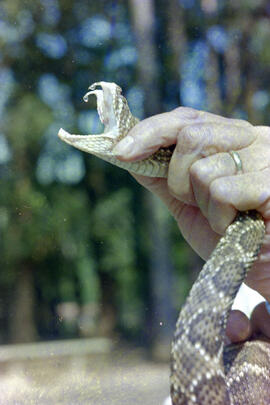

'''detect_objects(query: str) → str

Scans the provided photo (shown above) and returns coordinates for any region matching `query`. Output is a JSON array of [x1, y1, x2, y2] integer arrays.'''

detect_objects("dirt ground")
[[0, 341, 170, 405]]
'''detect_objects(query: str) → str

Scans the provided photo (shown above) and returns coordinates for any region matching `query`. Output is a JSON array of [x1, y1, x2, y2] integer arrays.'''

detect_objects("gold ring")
[[229, 151, 243, 174]]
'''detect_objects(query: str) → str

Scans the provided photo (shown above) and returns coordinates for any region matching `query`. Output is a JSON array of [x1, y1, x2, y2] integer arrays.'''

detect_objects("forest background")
[[1, 0, 270, 358]]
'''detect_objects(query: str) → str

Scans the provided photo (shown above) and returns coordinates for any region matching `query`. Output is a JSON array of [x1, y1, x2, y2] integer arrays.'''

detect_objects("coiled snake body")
[[58, 82, 270, 404]]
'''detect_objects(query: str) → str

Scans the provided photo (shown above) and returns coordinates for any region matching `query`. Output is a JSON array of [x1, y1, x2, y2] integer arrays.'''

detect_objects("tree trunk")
[[129, 0, 175, 360], [147, 194, 175, 361], [9, 264, 38, 343], [129, 0, 162, 115], [164, 0, 187, 106]]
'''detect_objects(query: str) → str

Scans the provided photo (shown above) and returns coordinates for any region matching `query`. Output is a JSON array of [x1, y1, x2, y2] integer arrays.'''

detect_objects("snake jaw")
[[57, 82, 136, 159], [83, 82, 120, 133], [58, 81, 168, 177], [58, 128, 117, 156]]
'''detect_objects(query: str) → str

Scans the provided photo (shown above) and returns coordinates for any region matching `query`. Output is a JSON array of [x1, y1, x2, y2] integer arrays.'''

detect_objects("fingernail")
[[112, 135, 134, 157]]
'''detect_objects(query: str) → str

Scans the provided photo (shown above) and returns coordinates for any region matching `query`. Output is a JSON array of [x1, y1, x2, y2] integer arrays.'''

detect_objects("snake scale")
[[58, 82, 270, 404]]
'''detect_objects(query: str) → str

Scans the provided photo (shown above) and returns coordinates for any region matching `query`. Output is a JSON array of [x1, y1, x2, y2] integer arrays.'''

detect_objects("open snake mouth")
[[58, 82, 129, 155], [83, 82, 120, 133], [58, 81, 169, 177]]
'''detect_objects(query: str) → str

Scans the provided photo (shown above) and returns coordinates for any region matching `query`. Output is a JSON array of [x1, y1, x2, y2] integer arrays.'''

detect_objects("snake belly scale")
[[58, 82, 270, 405]]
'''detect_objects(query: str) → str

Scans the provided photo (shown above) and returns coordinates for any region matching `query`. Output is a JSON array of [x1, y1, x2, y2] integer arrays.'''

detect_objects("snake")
[[58, 82, 270, 404]]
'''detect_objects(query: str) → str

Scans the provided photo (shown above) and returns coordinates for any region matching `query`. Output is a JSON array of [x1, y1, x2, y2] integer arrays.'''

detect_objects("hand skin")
[[226, 304, 270, 343], [113, 107, 270, 341]]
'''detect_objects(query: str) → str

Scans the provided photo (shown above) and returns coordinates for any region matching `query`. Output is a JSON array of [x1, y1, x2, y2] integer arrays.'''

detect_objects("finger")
[[190, 153, 238, 217], [208, 169, 270, 234], [113, 108, 252, 161], [167, 123, 256, 205], [190, 138, 270, 218], [132, 173, 270, 266], [113, 108, 198, 160], [175, 204, 221, 259], [131, 173, 220, 259], [225, 310, 252, 343], [250, 302, 270, 339]]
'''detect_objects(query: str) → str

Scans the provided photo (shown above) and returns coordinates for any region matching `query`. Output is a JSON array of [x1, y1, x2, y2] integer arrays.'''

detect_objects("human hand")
[[226, 303, 270, 342], [113, 107, 270, 318], [163, 299, 268, 405]]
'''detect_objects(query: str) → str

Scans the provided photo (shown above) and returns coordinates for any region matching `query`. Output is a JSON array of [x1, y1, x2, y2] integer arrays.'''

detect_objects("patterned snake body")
[[58, 82, 270, 404]]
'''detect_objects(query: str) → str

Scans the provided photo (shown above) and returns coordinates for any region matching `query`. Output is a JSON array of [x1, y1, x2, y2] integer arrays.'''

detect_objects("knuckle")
[[209, 179, 225, 202], [172, 106, 199, 118], [168, 177, 191, 203], [177, 125, 203, 154], [190, 160, 210, 185]]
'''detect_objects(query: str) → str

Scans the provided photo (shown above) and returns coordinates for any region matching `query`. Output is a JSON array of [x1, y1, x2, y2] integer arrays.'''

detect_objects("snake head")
[[58, 81, 138, 157], [58, 81, 168, 177]]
